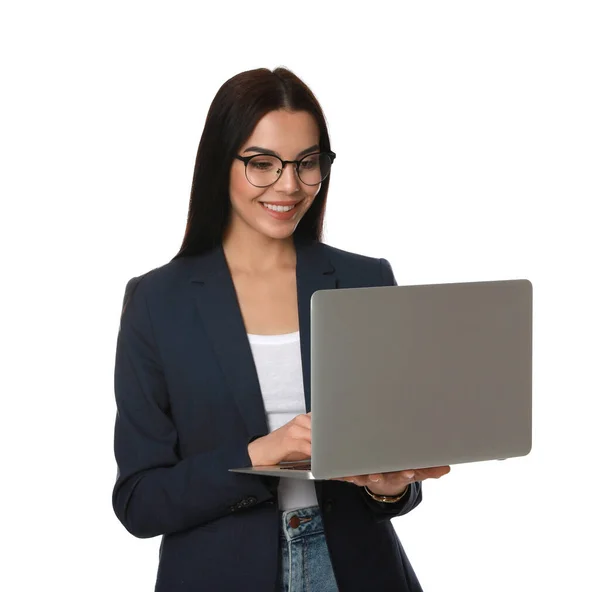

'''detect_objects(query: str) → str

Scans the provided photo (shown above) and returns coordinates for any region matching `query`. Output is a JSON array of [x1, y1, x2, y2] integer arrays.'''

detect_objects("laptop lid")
[[309, 279, 532, 480]]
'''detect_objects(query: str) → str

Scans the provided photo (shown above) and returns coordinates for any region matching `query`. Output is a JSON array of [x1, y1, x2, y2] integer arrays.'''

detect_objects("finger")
[[300, 441, 312, 458], [330, 475, 361, 485], [422, 465, 451, 479], [346, 472, 409, 488], [289, 425, 312, 441], [294, 414, 312, 429], [406, 466, 449, 482], [367, 473, 384, 483], [286, 439, 312, 460], [347, 475, 372, 487], [284, 426, 312, 457], [379, 470, 415, 482], [291, 417, 312, 432], [377, 471, 416, 489]]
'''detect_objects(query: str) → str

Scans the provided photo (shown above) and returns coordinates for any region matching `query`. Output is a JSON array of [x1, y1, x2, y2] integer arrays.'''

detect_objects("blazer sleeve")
[[357, 258, 423, 521], [112, 276, 275, 539]]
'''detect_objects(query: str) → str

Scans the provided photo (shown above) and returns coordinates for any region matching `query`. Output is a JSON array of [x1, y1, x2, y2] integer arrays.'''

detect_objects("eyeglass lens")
[[245, 153, 332, 187]]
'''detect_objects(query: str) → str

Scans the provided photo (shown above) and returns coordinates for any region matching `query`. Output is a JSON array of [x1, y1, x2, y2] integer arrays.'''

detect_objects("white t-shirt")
[[247, 330, 318, 511]]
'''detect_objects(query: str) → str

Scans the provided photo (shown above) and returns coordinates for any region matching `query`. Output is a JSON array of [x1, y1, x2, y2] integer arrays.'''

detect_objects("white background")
[[2, 1, 599, 590]]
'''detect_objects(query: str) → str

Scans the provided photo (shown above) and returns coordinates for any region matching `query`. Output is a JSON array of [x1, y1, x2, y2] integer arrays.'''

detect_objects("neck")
[[222, 229, 296, 275]]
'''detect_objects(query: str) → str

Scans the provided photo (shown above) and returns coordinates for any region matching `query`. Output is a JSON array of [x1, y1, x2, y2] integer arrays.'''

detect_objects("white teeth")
[[262, 203, 296, 212]]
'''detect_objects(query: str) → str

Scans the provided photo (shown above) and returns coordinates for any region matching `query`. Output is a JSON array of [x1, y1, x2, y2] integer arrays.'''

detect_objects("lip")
[[259, 200, 304, 206], [259, 199, 302, 221]]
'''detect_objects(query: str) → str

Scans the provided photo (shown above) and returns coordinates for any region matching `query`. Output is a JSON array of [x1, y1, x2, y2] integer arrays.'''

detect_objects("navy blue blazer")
[[113, 235, 424, 591]]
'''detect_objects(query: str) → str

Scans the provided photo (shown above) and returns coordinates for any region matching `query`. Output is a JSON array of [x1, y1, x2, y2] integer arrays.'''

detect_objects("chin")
[[259, 225, 297, 241]]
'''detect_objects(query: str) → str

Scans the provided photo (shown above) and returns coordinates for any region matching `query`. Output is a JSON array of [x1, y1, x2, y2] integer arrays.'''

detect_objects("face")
[[227, 109, 322, 243]]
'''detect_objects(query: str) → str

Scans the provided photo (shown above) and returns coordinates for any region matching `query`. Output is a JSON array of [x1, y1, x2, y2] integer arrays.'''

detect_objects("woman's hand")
[[248, 412, 312, 466], [332, 465, 451, 497]]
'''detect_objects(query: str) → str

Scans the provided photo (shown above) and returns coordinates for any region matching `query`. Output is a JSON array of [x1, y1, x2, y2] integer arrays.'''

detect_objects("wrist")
[[364, 484, 409, 503]]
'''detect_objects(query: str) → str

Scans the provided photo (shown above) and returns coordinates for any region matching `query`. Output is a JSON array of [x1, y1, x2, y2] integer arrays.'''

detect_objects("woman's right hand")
[[247, 412, 312, 466]]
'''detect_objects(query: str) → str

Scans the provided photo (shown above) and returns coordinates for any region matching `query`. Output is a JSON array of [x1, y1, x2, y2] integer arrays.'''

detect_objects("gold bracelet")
[[364, 485, 409, 504]]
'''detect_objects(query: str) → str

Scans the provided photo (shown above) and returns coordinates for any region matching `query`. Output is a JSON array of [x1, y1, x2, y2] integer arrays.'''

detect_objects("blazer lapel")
[[190, 237, 337, 441], [294, 235, 337, 412]]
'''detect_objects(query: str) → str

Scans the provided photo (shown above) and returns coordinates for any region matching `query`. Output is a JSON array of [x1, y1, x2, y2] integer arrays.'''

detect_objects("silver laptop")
[[230, 279, 532, 480]]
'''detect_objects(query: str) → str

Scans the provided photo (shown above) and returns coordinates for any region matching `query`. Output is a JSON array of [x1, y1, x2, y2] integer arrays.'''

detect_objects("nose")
[[274, 162, 300, 193]]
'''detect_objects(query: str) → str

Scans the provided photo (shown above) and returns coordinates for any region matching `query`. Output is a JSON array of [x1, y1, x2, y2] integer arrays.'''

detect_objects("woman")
[[113, 67, 450, 591]]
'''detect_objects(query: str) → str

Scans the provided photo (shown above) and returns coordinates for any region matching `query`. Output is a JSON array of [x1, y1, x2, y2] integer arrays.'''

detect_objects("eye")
[[250, 160, 274, 170], [300, 156, 319, 169], [248, 155, 279, 172]]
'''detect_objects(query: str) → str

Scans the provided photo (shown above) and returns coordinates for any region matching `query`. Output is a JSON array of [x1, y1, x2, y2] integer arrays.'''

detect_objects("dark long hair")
[[172, 67, 332, 259]]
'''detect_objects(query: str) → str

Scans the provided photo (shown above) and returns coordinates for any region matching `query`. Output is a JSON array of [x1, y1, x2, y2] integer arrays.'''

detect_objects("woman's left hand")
[[331, 465, 451, 497]]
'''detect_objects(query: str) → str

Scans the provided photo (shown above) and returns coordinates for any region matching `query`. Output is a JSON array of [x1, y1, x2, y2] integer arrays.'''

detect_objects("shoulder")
[[119, 256, 197, 315], [319, 241, 383, 266], [316, 241, 397, 286]]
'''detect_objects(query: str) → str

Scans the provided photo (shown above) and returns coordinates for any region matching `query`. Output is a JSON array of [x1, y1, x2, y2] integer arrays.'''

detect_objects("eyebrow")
[[242, 144, 320, 159]]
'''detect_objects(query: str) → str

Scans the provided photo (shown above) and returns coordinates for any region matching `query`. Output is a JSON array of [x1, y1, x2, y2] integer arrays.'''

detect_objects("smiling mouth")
[[260, 201, 302, 212]]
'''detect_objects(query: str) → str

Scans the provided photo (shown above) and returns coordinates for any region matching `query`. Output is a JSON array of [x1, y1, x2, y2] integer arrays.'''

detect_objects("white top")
[[247, 330, 318, 511]]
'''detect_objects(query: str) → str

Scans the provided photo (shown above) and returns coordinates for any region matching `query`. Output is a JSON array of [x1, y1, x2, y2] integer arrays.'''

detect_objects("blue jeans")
[[278, 505, 339, 591]]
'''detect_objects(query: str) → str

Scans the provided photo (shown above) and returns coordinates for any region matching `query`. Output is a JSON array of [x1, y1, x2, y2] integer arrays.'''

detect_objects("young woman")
[[113, 67, 450, 591]]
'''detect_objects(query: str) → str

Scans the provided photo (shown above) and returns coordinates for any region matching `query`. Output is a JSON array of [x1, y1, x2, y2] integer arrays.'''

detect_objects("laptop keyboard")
[[278, 462, 312, 471]]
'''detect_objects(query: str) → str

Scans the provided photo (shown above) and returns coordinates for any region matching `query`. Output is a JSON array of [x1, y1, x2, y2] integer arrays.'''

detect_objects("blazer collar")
[[189, 235, 338, 442], [188, 234, 334, 281]]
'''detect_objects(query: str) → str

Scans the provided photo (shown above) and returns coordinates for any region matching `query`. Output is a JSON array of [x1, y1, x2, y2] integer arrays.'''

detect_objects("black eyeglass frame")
[[234, 150, 337, 187]]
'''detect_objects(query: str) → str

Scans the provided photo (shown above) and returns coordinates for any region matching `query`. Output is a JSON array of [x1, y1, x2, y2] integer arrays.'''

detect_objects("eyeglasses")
[[235, 151, 336, 188]]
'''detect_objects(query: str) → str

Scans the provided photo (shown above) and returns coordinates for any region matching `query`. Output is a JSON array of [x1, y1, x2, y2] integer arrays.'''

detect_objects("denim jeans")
[[278, 505, 339, 592]]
